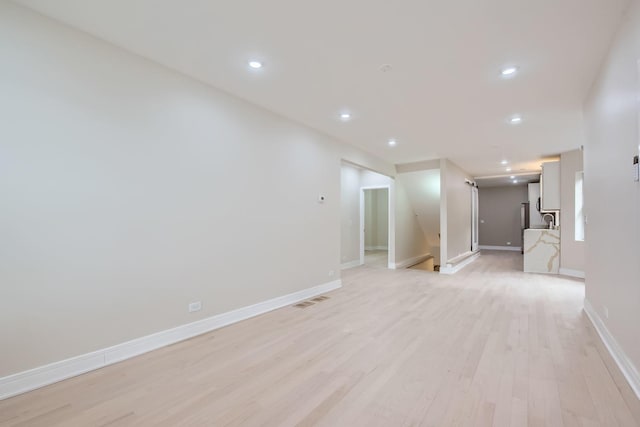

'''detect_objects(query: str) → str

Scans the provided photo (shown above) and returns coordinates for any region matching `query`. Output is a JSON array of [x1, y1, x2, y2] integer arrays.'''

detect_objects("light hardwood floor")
[[364, 250, 389, 268], [1, 251, 639, 426]]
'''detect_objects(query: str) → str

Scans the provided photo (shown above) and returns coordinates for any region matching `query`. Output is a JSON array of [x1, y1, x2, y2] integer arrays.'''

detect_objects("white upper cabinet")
[[541, 161, 560, 211]]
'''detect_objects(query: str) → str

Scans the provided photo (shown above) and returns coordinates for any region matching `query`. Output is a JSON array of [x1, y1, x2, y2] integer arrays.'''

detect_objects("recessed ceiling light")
[[388, 139, 397, 147], [510, 115, 523, 124], [510, 175, 515, 179], [501, 66, 518, 77], [248, 60, 263, 69], [501, 160, 508, 165], [512, 179, 518, 184], [506, 167, 512, 172], [340, 112, 351, 121]]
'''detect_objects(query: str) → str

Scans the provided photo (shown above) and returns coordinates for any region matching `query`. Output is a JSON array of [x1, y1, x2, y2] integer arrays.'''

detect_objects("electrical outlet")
[[604, 306, 609, 319], [188, 301, 202, 313], [328, 270, 335, 277]]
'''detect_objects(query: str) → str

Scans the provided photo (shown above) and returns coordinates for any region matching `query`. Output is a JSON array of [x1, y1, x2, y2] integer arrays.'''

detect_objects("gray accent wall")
[[478, 185, 528, 248]]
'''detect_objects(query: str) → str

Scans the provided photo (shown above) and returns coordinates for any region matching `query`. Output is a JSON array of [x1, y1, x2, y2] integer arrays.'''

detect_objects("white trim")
[[559, 268, 585, 279], [583, 299, 640, 400], [0, 279, 342, 400], [340, 260, 362, 270], [471, 186, 479, 252], [391, 253, 432, 269], [364, 245, 388, 251], [478, 245, 522, 252], [446, 250, 475, 265], [440, 251, 481, 275]]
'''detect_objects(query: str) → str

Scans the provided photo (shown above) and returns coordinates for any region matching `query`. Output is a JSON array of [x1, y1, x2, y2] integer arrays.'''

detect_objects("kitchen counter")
[[523, 228, 560, 274]]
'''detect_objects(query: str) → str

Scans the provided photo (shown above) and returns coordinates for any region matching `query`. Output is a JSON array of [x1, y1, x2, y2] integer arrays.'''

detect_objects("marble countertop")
[[523, 229, 560, 274]]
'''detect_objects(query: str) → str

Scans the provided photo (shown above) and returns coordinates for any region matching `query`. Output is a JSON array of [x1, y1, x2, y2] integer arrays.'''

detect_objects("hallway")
[[363, 249, 388, 268]]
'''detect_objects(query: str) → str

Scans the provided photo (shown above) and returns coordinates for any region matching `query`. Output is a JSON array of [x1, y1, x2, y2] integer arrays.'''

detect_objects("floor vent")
[[293, 295, 330, 308], [293, 301, 315, 308]]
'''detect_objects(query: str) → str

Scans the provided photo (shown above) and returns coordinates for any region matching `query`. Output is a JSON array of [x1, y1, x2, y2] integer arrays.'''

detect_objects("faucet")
[[542, 213, 555, 229]]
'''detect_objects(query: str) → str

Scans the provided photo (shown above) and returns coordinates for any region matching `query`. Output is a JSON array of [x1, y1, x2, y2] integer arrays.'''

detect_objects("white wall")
[[583, 0, 640, 387], [0, 2, 395, 377], [559, 149, 585, 273], [394, 181, 431, 265], [397, 169, 440, 263], [360, 169, 392, 188], [440, 159, 473, 263], [340, 163, 361, 265]]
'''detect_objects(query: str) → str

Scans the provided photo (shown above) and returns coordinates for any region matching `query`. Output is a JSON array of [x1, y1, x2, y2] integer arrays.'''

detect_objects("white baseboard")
[[340, 260, 362, 270], [391, 253, 432, 270], [364, 246, 388, 251], [446, 250, 474, 265], [559, 268, 585, 279], [478, 245, 521, 252], [440, 252, 481, 275], [0, 279, 342, 401], [584, 299, 640, 400]]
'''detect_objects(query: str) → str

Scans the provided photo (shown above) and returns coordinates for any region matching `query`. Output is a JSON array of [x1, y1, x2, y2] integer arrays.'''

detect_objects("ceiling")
[[16, 0, 629, 176]]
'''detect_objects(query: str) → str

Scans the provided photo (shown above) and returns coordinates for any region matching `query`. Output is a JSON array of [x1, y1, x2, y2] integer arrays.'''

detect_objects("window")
[[575, 171, 585, 241]]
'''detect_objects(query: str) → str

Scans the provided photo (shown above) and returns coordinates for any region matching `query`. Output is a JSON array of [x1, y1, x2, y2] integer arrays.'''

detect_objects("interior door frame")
[[471, 185, 479, 252], [360, 185, 392, 268]]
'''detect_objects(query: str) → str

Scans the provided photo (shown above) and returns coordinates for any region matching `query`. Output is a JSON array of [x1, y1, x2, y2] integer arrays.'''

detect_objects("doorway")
[[340, 161, 395, 270], [471, 185, 479, 252], [361, 187, 390, 267]]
